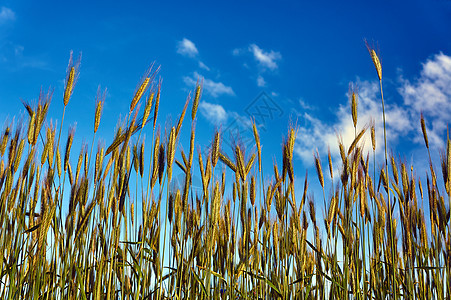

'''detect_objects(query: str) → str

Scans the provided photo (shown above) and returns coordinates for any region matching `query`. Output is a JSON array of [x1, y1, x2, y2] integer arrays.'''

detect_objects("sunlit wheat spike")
[[167, 126, 176, 181], [14, 139, 25, 173], [211, 130, 220, 168], [105, 115, 146, 156], [132, 144, 139, 174], [63, 67, 75, 106], [175, 95, 190, 139], [95, 145, 104, 182], [48, 124, 55, 166], [308, 197, 317, 227], [67, 162, 73, 185], [63, 51, 81, 106], [327, 147, 333, 180], [142, 92, 154, 129], [41, 131, 50, 166], [188, 127, 195, 168], [218, 152, 237, 172], [38, 199, 56, 252], [153, 79, 161, 130], [348, 126, 367, 155], [192, 83, 202, 120], [27, 111, 35, 145], [245, 153, 256, 177], [252, 119, 262, 173], [250, 175, 256, 206], [371, 119, 376, 151], [314, 150, 324, 189], [64, 126, 75, 171], [56, 147, 62, 178], [273, 221, 279, 259], [94, 86, 106, 133], [391, 156, 399, 185], [150, 130, 160, 188], [420, 113, 429, 149], [74, 199, 95, 241], [350, 83, 358, 128], [212, 181, 221, 226], [365, 41, 382, 81], [0, 126, 10, 157], [235, 145, 246, 181], [130, 77, 150, 113], [327, 194, 336, 229]]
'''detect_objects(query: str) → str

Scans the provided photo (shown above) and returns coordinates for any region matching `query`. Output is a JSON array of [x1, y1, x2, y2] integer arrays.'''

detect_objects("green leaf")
[[75, 264, 88, 300], [244, 270, 282, 297], [190, 266, 208, 297]]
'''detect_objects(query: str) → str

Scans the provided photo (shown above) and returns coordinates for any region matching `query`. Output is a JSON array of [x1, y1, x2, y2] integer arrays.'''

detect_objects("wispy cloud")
[[184, 72, 235, 98], [0, 7, 15, 24], [257, 75, 266, 87], [248, 44, 281, 71], [232, 48, 243, 56], [399, 52, 451, 147], [176, 38, 198, 58], [0, 42, 49, 70], [199, 101, 228, 124], [198, 61, 210, 71], [298, 98, 314, 110]]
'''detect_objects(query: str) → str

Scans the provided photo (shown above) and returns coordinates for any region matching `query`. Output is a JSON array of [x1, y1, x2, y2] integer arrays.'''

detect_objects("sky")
[[1, 0, 451, 206]]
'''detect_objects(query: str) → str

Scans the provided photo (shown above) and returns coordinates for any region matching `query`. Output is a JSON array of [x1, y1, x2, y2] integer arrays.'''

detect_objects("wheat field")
[[0, 46, 450, 299]]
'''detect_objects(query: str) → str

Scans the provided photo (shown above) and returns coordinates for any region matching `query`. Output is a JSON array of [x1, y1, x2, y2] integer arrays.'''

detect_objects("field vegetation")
[[0, 46, 450, 299]]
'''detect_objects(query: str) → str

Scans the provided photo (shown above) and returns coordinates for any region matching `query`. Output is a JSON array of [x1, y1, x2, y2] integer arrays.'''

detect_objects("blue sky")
[[1, 0, 451, 199]]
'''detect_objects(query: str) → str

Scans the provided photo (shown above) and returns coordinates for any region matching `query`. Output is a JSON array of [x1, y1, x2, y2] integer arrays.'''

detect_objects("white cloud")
[[0, 7, 15, 24], [399, 52, 451, 147], [294, 80, 411, 166], [249, 44, 281, 70], [295, 53, 451, 166], [184, 72, 235, 98], [199, 101, 228, 124], [177, 38, 198, 58], [198, 61, 210, 71], [257, 75, 266, 87], [299, 98, 314, 110]]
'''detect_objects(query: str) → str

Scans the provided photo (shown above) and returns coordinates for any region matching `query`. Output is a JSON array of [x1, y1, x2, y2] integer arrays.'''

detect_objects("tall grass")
[[0, 46, 450, 299]]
